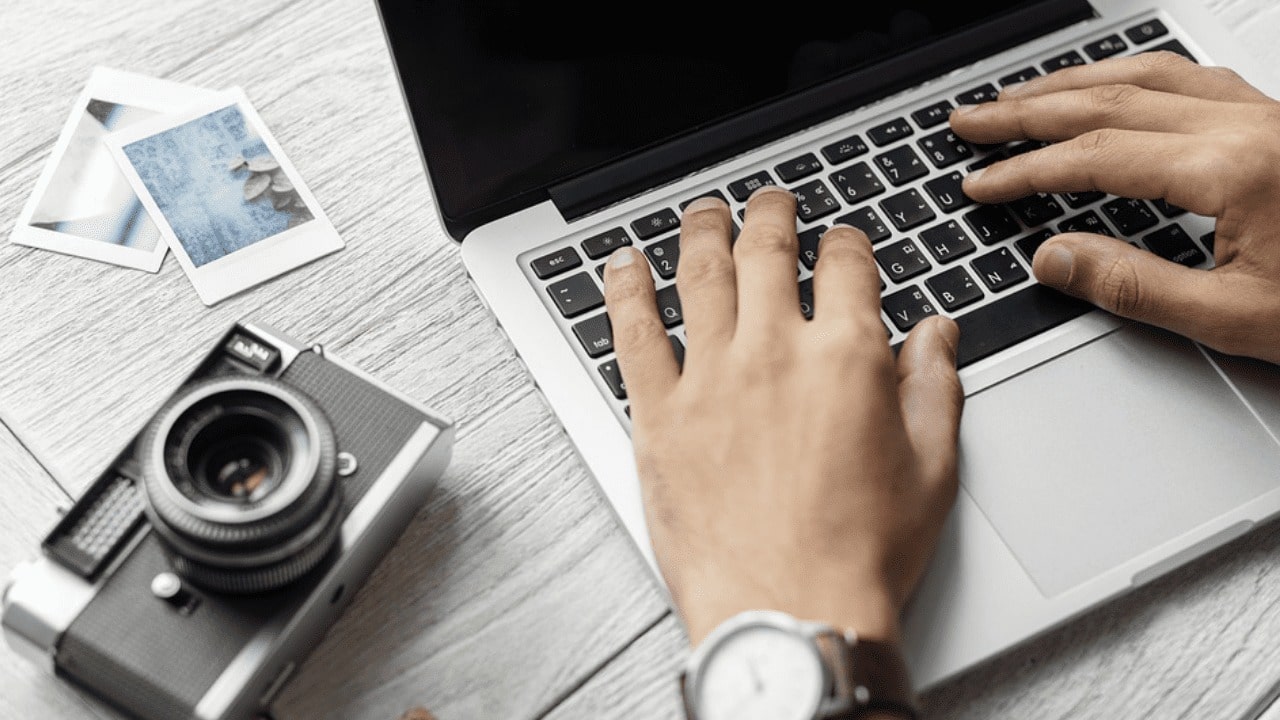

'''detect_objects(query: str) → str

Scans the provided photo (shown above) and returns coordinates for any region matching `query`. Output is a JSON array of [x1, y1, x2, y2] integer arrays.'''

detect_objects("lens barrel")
[[140, 376, 341, 593]]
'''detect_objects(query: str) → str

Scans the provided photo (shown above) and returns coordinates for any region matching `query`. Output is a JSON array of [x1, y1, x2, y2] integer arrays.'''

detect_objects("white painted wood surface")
[[1, 1, 1278, 719]]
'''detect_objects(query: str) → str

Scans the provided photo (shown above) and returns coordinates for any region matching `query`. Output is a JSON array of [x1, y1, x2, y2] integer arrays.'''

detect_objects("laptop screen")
[[378, 1, 1092, 238]]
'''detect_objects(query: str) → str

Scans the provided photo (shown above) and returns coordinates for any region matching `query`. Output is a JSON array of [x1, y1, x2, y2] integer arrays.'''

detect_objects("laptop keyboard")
[[522, 15, 1214, 419]]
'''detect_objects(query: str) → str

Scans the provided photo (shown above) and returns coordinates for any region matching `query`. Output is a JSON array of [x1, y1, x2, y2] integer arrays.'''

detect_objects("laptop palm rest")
[[957, 323, 1280, 597]]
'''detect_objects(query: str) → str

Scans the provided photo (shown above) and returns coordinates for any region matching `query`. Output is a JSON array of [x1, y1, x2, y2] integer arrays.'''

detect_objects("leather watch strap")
[[821, 634, 918, 720]]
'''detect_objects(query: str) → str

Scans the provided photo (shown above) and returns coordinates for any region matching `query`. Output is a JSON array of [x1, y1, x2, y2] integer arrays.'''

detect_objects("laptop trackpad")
[[958, 324, 1280, 597]]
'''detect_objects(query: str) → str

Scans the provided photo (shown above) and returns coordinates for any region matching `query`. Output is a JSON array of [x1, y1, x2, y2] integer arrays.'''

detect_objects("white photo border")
[[10, 67, 216, 272], [105, 86, 344, 305]]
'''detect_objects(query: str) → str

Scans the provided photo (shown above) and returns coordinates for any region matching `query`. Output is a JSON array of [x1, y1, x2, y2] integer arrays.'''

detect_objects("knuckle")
[[1087, 83, 1141, 112], [1093, 255, 1144, 316], [1209, 65, 1246, 86], [738, 223, 797, 258], [614, 313, 666, 350], [676, 250, 735, 289], [1074, 127, 1119, 156], [1138, 49, 1190, 76]]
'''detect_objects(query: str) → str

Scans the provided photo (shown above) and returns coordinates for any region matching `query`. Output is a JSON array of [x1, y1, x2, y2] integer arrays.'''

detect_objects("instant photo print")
[[10, 67, 215, 271], [106, 87, 344, 305]]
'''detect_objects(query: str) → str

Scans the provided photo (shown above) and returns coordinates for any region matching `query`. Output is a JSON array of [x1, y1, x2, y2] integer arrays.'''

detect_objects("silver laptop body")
[[384, 0, 1280, 687]]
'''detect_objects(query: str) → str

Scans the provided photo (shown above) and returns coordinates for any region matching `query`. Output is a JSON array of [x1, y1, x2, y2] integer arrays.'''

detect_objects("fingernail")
[[683, 195, 728, 214], [911, 316, 959, 366], [965, 167, 985, 183], [826, 223, 870, 244], [747, 185, 792, 201], [609, 247, 637, 268], [1036, 245, 1074, 287], [951, 103, 979, 115]]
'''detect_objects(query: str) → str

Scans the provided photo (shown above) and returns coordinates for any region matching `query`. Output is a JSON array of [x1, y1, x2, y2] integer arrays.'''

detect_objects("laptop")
[[376, 0, 1280, 688]]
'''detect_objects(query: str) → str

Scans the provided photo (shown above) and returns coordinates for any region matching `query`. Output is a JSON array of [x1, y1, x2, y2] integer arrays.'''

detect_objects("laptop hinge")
[[548, 0, 1093, 223]]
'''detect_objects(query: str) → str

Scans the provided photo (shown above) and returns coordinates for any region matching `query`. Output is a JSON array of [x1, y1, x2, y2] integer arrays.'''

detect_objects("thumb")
[[896, 316, 964, 494], [1032, 233, 1234, 345]]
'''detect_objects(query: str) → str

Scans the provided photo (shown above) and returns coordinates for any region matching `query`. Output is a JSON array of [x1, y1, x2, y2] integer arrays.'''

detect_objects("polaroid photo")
[[11, 67, 216, 271], [104, 87, 344, 305]]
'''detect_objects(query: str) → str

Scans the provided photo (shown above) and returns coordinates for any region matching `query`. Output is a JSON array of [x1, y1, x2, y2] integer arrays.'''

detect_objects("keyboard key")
[[631, 208, 679, 240], [917, 129, 974, 169], [573, 313, 614, 358], [679, 188, 728, 211], [820, 134, 869, 165], [799, 277, 815, 319], [963, 205, 1020, 245], [1146, 39, 1196, 62], [531, 246, 583, 279], [1143, 224, 1205, 266], [1042, 50, 1086, 73], [598, 360, 627, 399], [1058, 210, 1115, 237], [1101, 198, 1159, 235], [874, 145, 928, 186], [1084, 34, 1128, 61], [580, 227, 632, 260], [1125, 18, 1168, 45], [1152, 199, 1187, 218], [971, 247, 1029, 292], [798, 225, 827, 270], [645, 235, 680, 279], [595, 263, 607, 279], [727, 171, 777, 201], [1015, 229, 1055, 263], [953, 285, 1093, 367], [883, 285, 938, 332], [1008, 193, 1065, 226], [1200, 231, 1215, 253], [955, 83, 1000, 105], [669, 335, 686, 368], [1061, 190, 1105, 209], [548, 272, 604, 317], [926, 266, 984, 311], [776, 152, 824, 183], [655, 284, 683, 328], [834, 207, 891, 244], [880, 189, 936, 231], [912, 100, 954, 129], [999, 67, 1041, 86], [919, 220, 976, 263], [828, 162, 885, 203], [868, 117, 913, 146], [924, 171, 973, 213], [792, 179, 841, 222], [875, 239, 931, 282]]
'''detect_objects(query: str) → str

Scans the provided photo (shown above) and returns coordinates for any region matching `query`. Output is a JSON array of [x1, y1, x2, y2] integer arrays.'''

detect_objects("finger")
[[810, 224, 883, 329], [961, 129, 1227, 217], [676, 196, 738, 350], [603, 247, 680, 406], [1032, 233, 1247, 350], [896, 316, 964, 492], [996, 51, 1269, 103], [949, 85, 1226, 144], [734, 186, 802, 329]]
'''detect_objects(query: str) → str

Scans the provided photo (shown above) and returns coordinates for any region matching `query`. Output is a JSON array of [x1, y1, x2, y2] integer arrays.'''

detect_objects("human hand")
[[602, 187, 963, 648], [950, 51, 1280, 363]]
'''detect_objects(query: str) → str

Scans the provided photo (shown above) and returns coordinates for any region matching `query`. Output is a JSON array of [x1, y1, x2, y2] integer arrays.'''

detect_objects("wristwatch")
[[680, 610, 918, 720]]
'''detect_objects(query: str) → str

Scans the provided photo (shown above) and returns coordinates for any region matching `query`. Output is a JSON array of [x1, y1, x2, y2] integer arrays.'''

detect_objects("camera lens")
[[140, 375, 341, 594]]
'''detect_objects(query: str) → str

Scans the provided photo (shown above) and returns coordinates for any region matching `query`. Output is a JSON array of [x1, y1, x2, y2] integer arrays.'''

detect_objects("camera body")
[[2, 321, 454, 720]]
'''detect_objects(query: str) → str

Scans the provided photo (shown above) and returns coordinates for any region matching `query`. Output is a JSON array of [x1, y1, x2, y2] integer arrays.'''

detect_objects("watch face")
[[695, 623, 825, 720]]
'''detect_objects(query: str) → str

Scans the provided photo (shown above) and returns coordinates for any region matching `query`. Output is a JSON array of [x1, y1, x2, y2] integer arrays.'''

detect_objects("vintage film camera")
[[2, 321, 454, 720]]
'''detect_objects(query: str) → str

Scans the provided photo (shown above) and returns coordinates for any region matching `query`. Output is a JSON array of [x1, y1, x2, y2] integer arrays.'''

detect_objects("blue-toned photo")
[[122, 104, 313, 267]]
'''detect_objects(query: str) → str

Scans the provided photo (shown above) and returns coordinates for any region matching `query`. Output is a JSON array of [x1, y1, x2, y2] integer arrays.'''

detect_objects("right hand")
[[949, 51, 1280, 363]]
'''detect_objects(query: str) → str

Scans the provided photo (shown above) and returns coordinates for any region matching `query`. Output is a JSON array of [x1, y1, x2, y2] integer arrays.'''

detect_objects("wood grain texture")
[[0, 0, 669, 718], [0, 418, 114, 720]]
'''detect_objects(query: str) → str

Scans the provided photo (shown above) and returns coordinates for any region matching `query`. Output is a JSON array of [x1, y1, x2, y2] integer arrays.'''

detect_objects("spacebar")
[[953, 285, 1095, 368]]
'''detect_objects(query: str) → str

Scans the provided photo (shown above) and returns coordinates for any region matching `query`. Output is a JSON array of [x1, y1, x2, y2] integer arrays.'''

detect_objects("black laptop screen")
[[379, 1, 1087, 237]]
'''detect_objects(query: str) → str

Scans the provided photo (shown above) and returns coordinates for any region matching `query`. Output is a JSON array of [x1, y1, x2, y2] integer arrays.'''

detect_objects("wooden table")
[[2, 1, 1279, 718]]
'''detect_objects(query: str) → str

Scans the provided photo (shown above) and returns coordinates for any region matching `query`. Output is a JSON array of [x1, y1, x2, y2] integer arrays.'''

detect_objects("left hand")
[[602, 187, 964, 648]]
